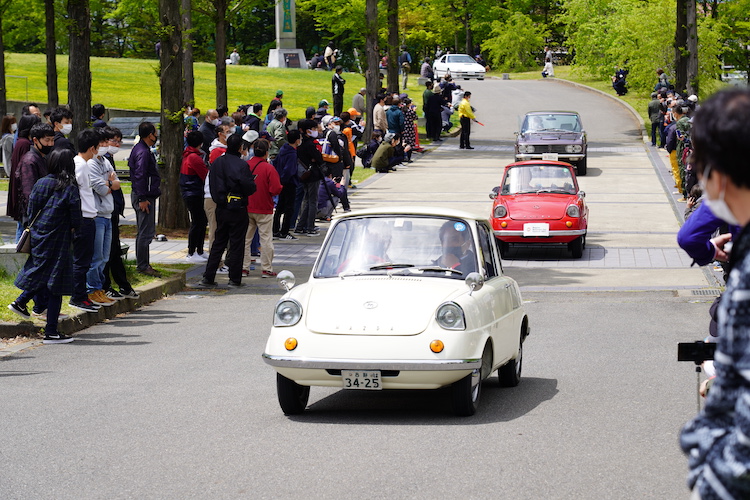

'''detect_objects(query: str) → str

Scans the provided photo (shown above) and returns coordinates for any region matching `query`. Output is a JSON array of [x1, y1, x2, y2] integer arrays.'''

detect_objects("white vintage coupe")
[[262, 207, 530, 416]]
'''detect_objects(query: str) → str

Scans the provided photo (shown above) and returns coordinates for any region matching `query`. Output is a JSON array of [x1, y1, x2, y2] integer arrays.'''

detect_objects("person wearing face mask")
[[16, 123, 55, 233], [434, 220, 476, 275], [273, 129, 301, 240], [8, 114, 41, 237], [208, 123, 233, 165], [85, 134, 120, 307], [128, 121, 162, 278], [679, 88, 750, 500], [50, 107, 75, 154], [321, 115, 345, 179], [266, 108, 288, 160], [200, 109, 220, 156], [0, 114, 17, 177], [294, 120, 326, 236]]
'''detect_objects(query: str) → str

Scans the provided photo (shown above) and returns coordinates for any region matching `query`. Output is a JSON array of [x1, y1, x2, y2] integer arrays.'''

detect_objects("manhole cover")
[[691, 289, 721, 296]]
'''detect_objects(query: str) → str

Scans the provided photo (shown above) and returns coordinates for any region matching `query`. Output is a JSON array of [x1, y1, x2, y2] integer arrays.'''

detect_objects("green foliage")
[[482, 12, 549, 71]]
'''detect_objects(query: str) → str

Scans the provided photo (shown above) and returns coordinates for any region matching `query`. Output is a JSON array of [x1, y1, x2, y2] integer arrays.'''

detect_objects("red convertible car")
[[490, 161, 588, 258]]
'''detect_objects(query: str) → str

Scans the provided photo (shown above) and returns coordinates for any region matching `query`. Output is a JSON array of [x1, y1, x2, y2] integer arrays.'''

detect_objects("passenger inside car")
[[434, 220, 476, 274]]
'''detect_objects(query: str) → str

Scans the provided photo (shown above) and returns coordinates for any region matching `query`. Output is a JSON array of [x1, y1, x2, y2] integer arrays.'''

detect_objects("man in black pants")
[[199, 134, 256, 287], [458, 91, 476, 150]]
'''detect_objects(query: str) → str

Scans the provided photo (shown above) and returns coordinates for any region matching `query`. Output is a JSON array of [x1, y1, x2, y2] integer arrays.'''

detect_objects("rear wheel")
[[277, 373, 310, 415], [576, 157, 587, 176], [498, 341, 523, 387], [569, 236, 584, 258]]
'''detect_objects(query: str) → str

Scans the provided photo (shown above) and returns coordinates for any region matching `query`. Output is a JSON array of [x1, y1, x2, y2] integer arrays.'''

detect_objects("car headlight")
[[518, 145, 535, 154], [436, 302, 466, 330], [274, 299, 302, 327], [493, 205, 507, 218], [566, 205, 580, 217], [565, 145, 583, 153]]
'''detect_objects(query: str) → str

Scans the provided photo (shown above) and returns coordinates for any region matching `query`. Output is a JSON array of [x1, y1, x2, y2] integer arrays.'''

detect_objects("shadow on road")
[[289, 376, 558, 425]]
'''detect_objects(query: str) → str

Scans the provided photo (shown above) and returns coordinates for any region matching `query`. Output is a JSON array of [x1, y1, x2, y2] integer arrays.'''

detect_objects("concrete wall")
[[5, 100, 159, 121]]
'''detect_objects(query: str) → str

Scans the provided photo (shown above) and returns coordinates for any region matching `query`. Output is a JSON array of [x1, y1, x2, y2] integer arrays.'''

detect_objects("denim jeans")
[[71, 217, 96, 302], [87, 216, 112, 292]]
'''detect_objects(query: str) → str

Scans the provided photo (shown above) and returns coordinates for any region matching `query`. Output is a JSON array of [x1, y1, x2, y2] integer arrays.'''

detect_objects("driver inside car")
[[434, 221, 476, 274]]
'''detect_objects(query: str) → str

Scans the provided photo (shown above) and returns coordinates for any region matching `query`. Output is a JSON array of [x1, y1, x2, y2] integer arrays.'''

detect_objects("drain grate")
[[691, 289, 721, 296]]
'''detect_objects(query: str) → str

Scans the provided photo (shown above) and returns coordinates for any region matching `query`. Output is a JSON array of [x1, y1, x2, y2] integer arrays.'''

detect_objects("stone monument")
[[267, 0, 306, 68]]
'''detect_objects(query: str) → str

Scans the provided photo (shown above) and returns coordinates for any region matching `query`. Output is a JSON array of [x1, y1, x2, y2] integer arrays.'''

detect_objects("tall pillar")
[[267, 0, 306, 68]]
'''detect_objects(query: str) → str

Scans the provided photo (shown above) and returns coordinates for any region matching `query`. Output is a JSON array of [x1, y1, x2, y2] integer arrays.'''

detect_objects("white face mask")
[[97, 146, 109, 157], [212, 118, 220, 127], [332, 125, 341, 133], [108, 146, 120, 156], [10, 123, 17, 132], [701, 165, 740, 226], [309, 130, 319, 138], [61, 123, 73, 135]]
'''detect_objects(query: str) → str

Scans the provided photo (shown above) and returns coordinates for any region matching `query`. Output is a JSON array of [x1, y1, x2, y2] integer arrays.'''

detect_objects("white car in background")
[[433, 54, 486, 80], [262, 207, 529, 417]]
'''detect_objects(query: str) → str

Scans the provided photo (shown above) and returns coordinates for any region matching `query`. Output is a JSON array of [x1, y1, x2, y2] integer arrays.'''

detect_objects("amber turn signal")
[[430, 340, 444, 353], [284, 338, 298, 351], [500, 221, 508, 228], [566, 221, 573, 228]]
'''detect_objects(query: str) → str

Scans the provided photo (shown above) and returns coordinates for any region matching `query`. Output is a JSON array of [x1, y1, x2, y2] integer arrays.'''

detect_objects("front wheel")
[[498, 341, 523, 387], [576, 157, 587, 176], [277, 373, 310, 415], [569, 236, 584, 259], [452, 370, 481, 416]]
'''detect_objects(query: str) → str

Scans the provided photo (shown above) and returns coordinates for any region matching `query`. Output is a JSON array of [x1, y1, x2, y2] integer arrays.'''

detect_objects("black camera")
[[678, 341, 716, 364]]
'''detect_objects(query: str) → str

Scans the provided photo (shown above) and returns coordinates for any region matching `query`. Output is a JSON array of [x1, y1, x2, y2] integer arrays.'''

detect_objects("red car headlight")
[[494, 205, 508, 218], [566, 205, 580, 218]]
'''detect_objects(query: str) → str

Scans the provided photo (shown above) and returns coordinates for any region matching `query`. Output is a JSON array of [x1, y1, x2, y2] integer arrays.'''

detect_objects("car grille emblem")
[[363, 301, 378, 309], [533, 205, 540, 209]]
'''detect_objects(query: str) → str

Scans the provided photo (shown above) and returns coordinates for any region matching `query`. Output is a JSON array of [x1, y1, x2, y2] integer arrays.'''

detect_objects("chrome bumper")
[[494, 229, 586, 237], [515, 154, 585, 161], [262, 354, 481, 371]]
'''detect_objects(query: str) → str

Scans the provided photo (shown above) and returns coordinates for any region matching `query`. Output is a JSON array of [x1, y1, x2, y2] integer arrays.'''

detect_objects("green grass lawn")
[[0, 261, 189, 325], [4, 53, 366, 122]]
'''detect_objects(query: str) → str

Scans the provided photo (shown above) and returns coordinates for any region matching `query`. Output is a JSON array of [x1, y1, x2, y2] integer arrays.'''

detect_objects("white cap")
[[242, 130, 259, 143], [688, 95, 698, 102], [321, 115, 333, 126]]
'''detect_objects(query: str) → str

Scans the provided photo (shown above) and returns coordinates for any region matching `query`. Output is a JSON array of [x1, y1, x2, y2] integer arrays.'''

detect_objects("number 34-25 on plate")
[[342, 370, 382, 390]]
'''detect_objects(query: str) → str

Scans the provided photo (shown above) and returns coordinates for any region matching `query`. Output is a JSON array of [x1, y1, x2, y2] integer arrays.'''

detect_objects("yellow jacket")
[[458, 98, 475, 120]]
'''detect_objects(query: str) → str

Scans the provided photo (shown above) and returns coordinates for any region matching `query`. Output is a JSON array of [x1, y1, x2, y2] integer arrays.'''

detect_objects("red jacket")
[[246, 156, 282, 214], [179, 146, 209, 198]]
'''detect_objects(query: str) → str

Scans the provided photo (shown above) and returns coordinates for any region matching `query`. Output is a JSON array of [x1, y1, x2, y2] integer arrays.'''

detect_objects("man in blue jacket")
[[128, 121, 161, 277], [273, 129, 301, 240], [386, 97, 405, 135]]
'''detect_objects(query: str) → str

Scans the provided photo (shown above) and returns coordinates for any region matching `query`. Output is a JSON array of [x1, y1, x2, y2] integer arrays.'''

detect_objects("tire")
[[276, 373, 310, 415], [478, 78, 484, 81], [452, 344, 491, 416], [499, 241, 510, 258], [570, 236, 584, 259], [498, 341, 523, 387], [576, 157, 587, 176]]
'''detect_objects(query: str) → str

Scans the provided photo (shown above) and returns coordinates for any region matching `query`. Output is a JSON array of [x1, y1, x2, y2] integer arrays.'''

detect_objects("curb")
[[0, 271, 187, 339]]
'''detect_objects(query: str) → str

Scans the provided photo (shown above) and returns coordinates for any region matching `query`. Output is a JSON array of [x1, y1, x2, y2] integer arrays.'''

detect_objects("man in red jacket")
[[244, 139, 282, 277]]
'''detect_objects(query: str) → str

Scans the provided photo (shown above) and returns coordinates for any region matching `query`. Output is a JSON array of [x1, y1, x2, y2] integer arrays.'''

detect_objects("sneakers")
[[43, 333, 75, 344], [187, 252, 208, 263], [69, 299, 100, 313], [195, 278, 217, 288], [280, 233, 298, 241], [261, 271, 278, 278], [273, 233, 281, 240], [105, 289, 124, 300], [293, 229, 306, 235], [241, 269, 251, 277], [120, 288, 140, 299], [31, 310, 70, 321], [8, 301, 30, 319], [227, 280, 246, 287], [138, 266, 162, 278], [89, 290, 116, 307], [216, 265, 230, 274]]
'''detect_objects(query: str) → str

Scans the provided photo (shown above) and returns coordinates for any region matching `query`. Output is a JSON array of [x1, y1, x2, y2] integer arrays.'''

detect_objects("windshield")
[[521, 114, 581, 133], [446, 55, 477, 64], [314, 216, 478, 279], [502, 165, 576, 195]]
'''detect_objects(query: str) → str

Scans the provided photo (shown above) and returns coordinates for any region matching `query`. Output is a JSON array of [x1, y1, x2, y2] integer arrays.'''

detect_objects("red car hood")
[[504, 194, 574, 220]]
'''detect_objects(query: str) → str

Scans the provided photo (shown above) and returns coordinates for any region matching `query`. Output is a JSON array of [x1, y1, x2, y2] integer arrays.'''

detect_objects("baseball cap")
[[242, 130, 259, 144], [321, 115, 333, 126], [318, 99, 330, 107], [276, 90, 284, 97], [347, 107, 361, 117], [688, 94, 698, 102], [330, 116, 342, 123]]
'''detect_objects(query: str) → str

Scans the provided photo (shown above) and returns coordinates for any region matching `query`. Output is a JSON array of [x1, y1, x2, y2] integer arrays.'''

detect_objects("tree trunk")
[[386, 0, 399, 94], [68, 0, 91, 147], [158, 0, 189, 229], [0, 12, 7, 117], [363, 0, 379, 142], [182, 0, 194, 107], [214, 0, 228, 109], [463, 0, 471, 55], [45, 0, 58, 107], [674, 0, 688, 95], [686, 0, 698, 96]]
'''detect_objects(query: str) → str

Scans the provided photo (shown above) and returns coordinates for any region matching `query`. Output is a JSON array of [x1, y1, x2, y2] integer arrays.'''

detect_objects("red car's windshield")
[[502, 165, 576, 195]]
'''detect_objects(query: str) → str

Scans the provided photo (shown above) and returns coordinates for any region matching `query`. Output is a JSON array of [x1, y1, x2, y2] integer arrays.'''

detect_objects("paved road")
[[0, 79, 712, 499]]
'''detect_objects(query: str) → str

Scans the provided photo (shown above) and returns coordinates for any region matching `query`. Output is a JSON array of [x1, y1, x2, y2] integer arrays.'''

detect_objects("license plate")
[[342, 370, 382, 390], [523, 223, 550, 237], [542, 153, 559, 161]]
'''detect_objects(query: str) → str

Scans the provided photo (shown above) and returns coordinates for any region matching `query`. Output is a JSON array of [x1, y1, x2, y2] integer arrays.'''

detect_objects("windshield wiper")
[[369, 262, 413, 270], [411, 266, 463, 275]]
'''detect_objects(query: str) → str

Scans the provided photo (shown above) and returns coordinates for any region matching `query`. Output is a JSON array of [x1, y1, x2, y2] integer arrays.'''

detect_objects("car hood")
[[505, 195, 572, 220], [519, 132, 582, 143], [304, 277, 462, 335]]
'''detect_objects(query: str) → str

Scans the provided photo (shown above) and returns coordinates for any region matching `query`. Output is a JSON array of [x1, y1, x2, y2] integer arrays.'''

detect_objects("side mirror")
[[465, 272, 484, 296], [489, 186, 500, 200], [277, 270, 296, 291], [579, 190, 586, 198]]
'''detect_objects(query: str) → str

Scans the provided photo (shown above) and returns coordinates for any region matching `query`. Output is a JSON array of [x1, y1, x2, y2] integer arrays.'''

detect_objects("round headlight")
[[519, 145, 535, 154], [565, 145, 583, 153], [566, 205, 580, 217], [274, 299, 302, 327], [493, 205, 507, 218], [436, 302, 466, 331]]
